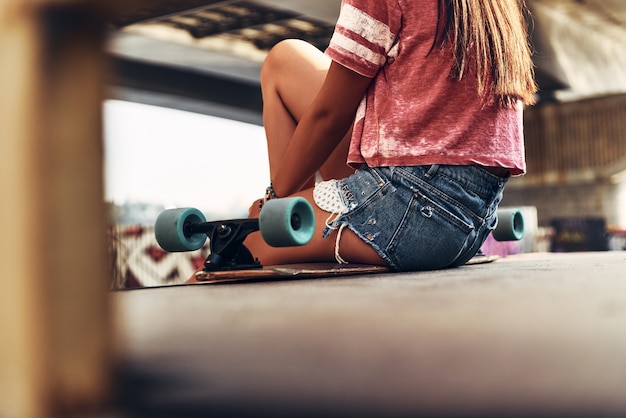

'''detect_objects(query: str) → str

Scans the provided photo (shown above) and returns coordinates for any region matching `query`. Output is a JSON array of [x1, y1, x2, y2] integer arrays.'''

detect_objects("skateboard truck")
[[154, 197, 317, 273], [187, 219, 262, 272]]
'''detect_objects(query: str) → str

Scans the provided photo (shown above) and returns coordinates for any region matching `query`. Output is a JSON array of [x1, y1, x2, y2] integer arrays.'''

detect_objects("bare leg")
[[245, 189, 385, 266], [244, 40, 382, 266], [260, 39, 354, 187]]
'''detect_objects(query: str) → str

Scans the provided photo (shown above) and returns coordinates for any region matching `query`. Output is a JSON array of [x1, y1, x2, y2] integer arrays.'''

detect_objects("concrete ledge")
[[113, 252, 626, 417]]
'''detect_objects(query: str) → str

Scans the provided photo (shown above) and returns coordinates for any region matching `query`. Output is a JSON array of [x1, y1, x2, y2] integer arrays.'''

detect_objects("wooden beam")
[[0, 1, 110, 416]]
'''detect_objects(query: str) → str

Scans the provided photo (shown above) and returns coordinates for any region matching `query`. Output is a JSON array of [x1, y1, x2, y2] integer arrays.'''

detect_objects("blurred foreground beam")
[[0, 1, 112, 416]]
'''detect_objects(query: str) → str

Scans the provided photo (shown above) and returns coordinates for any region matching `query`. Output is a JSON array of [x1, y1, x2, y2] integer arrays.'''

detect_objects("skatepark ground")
[[111, 251, 626, 418]]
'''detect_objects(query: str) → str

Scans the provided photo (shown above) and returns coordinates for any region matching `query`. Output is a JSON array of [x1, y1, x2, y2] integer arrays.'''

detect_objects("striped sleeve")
[[325, 0, 400, 78]]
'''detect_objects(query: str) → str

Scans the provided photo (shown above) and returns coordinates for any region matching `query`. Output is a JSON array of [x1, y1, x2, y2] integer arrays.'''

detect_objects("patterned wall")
[[109, 225, 209, 289]]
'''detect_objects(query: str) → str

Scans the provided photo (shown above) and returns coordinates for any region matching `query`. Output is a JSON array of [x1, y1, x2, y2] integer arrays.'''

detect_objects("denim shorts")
[[317, 165, 508, 271]]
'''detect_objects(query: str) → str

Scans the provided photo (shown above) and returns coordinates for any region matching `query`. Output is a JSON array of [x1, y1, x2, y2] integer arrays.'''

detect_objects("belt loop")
[[425, 164, 440, 179], [369, 166, 386, 186]]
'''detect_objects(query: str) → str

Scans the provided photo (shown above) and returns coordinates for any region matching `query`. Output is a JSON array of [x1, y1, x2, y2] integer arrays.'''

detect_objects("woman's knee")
[[261, 39, 328, 84], [261, 39, 306, 84]]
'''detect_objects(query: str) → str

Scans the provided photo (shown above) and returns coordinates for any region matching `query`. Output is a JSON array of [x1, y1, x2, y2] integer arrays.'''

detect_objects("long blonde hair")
[[434, 0, 538, 105]]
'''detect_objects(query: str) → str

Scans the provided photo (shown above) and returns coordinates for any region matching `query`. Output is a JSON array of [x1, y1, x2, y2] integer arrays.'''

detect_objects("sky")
[[103, 100, 270, 219]]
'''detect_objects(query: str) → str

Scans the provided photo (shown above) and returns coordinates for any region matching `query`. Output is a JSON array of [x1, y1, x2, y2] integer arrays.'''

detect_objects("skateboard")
[[154, 198, 524, 284]]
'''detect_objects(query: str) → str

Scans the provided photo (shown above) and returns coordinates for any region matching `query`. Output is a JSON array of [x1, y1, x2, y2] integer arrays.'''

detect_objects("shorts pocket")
[[387, 190, 475, 271]]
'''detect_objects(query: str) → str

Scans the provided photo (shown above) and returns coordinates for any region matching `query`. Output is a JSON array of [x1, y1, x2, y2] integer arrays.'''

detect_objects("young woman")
[[243, 0, 538, 271]]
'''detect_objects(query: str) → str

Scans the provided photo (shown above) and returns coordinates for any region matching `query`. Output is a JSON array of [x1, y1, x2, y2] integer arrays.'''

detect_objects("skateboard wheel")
[[493, 208, 524, 241], [259, 197, 315, 247], [155, 207, 207, 251]]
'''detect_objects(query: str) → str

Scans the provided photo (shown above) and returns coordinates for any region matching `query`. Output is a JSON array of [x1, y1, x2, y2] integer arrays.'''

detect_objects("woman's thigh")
[[261, 39, 331, 121], [243, 188, 385, 267]]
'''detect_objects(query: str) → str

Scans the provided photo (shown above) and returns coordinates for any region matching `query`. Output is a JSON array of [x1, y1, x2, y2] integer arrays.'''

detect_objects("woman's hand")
[[248, 198, 263, 219]]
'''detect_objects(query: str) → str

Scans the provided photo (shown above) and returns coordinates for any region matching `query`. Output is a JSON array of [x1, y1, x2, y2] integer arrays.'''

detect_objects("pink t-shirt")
[[325, 0, 526, 175]]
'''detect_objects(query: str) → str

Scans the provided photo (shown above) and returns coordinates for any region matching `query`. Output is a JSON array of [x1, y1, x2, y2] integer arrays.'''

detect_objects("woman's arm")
[[271, 61, 372, 197]]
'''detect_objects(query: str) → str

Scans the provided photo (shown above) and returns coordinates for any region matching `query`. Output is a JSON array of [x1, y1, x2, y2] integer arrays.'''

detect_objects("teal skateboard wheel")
[[155, 207, 207, 251], [259, 197, 315, 247], [493, 208, 524, 241]]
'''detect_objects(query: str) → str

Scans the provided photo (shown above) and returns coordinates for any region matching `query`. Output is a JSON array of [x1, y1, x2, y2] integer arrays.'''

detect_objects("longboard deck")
[[465, 253, 499, 265], [187, 254, 499, 285], [189, 263, 390, 284]]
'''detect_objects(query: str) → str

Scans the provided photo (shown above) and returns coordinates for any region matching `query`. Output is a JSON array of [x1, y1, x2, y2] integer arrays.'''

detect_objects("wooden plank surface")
[[113, 252, 626, 417], [0, 1, 110, 416]]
